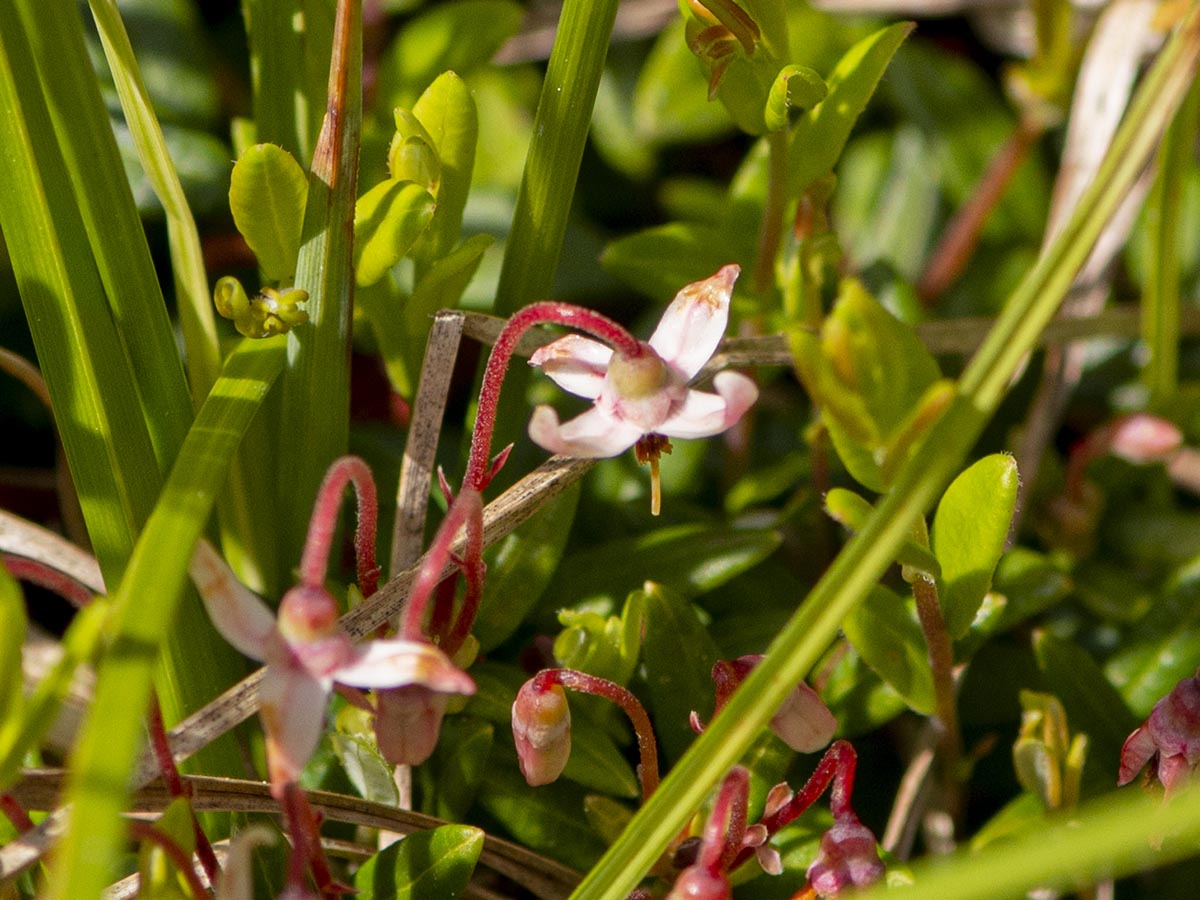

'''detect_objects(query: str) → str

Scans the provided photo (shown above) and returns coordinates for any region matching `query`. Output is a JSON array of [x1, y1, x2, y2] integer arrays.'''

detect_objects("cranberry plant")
[[1, 1, 1200, 899]]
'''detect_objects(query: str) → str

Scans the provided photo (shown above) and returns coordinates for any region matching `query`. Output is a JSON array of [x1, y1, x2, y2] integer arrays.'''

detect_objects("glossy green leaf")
[[640, 582, 721, 762], [354, 824, 483, 900], [419, 716, 494, 821], [1032, 630, 1138, 787], [229, 143, 308, 281], [412, 71, 478, 268], [330, 732, 399, 806], [389, 109, 441, 191], [477, 765, 606, 870], [764, 65, 827, 132], [989, 547, 1073, 633], [1105, 556, 1200, 716], [821, 641, 908, 738], [787, 22, 914, 198], [473, 481, 580, 652], [932, 454, 1019, 638], [0, 564, 25, 722], [842, 585, 935, 715], [970, 791, 1047, 852], [554, 589, 645, 689], [375, 0, 524, 109], [791, 279, 939, 491], [546, 523, 781, 613], [353, 178, 436, 287]]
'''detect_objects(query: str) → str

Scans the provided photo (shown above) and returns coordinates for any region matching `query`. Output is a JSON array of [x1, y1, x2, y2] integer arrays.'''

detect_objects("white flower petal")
[[648, 264, 739, 379], [528, 404, 644, 458], [259, 662, 329, 790], [189, 540, 273, 661], [658, 371, 757, 439], [530, 335, 613, 399], [334, 638, 476, 693]]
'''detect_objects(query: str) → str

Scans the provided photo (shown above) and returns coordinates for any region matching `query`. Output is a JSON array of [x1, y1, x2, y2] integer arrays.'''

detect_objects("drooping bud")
[[771, 680, 838, 753], [666, 865, 731, 900], [806, 817, 884, 897], [1119, 669, 1200, 799], [374, 684, 451, 767], [512, 680, 571, 786]]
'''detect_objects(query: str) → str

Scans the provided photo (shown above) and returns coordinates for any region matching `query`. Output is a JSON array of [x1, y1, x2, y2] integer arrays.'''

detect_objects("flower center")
[[607, 347, 672, 400], [277, 585, 340, 643]]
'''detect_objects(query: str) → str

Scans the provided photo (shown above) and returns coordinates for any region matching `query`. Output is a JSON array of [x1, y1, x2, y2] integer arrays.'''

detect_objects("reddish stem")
[[442, 491, 485, 657], [127, 820, 213, 900], [402, 489, 482, 642], [282, 782, 343, 899], [535, 668, 660, 802], [463, 302, 643, 492], [147, 697, 221, 886], [299, 456, 380, 597], [703, 766, 749, 873], [0, 793, 34, 833], [733, 740, 859, 870]]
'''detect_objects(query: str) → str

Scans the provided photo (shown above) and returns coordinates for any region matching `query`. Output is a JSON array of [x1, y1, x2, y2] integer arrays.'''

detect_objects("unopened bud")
[[806, 817, 884, 897], [512, 680, 571, 786], [375, 684, 450, 767], [666, 865, 730, 900]]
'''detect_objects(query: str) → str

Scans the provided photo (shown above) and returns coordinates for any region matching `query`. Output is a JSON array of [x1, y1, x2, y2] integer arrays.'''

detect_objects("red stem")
[[282, 782, 343, 899], [402, 489, 482, 642], [536, 668, 660, 802], [0, 793, 34, 833], [2, 554, 95, 608], [703, 767, 749, 873], [463, 302, 643, 492], [442, 491, 485, 657], [127, 820, 213, 900], [299, 456, 380, 597]]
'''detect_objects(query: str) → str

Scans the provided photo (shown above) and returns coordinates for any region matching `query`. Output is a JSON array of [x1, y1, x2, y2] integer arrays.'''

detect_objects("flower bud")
[[374, 684, 450, 767], [512, 680, 571, 786], [666, 866, 730, 900], [806, 817, 884, 897], [1119, 669, 1200, 798]]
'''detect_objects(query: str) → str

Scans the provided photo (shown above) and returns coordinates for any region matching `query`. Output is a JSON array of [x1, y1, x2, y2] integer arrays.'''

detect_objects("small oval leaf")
[[842, 585, 935, 715], [932, 454, 1019, 638], [228, 143, 308, 281], [353, 179, 436, 287]]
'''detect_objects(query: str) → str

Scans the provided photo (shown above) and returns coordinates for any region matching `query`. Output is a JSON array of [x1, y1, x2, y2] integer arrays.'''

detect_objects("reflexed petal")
[[771, 681, 838, 753], [216, 825, 277, 900], [649, 264, 739, 379], [334, 638, 476, 694], [528, 405, 643, 458], [530, 335, 613, 399], [1118, 724, 1157, 786], [260, 663, 330, 792], [658, 372, 757, 439], [189, 540, 274, 661]]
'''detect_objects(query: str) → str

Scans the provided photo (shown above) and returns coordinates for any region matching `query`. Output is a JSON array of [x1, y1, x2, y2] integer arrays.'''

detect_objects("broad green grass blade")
[[279, 0, 361, 553], [45, 338, 286, 900], [86, 0, 221, 407], [568, 11, 1200, 900], [17, 0, 193, 471]]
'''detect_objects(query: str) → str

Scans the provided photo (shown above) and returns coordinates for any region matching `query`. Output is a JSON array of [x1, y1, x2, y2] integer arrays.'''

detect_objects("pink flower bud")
[[771, 680, 838, 753], [512, 680, 571, 786], [374, 684, 451, 767], [666, 865, 731, 900], [1104, 414, 1183, 465], [1119, 670, 1200, 798], [806, 817, 884, 897]]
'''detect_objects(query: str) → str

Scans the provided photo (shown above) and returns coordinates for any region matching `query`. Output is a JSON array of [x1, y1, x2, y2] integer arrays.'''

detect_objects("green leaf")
[[412, 71, 478, 268], [375, 0, 524, 109], [546, 523, 781, 613], [821, 641, 908, 738], [389, 109, 441, 191], [932, 454, 1019, 638], [842, 585, 935, 715], [477, 765, 606, 870], [419, 717, 494, 821], [0, 563, 25, 722], [473, 481, 579, 652], [229, 143, 309, 281], [640, 582, 721, 762], [970, 792, 1047, 852], [787, 22, 914, 198], [602, 222, 755, 303], [354, 825, 483, 900], [632, 19, 733, 146], [824, 487, 940, 576], [329, 732, 399, 807], [353, 179, 436, 287]]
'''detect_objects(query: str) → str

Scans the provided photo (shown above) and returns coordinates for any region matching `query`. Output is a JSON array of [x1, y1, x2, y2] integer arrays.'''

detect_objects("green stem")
[[567, 11, 1200, 900], [751, 129, 790, 298]]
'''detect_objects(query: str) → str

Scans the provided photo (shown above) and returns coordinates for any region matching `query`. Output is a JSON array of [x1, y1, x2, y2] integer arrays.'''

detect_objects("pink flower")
[[1119, 669, 1200, 799], [190, 542, 474, 794], [806, 816, 884, 897], [527, 265, 757, 459]]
